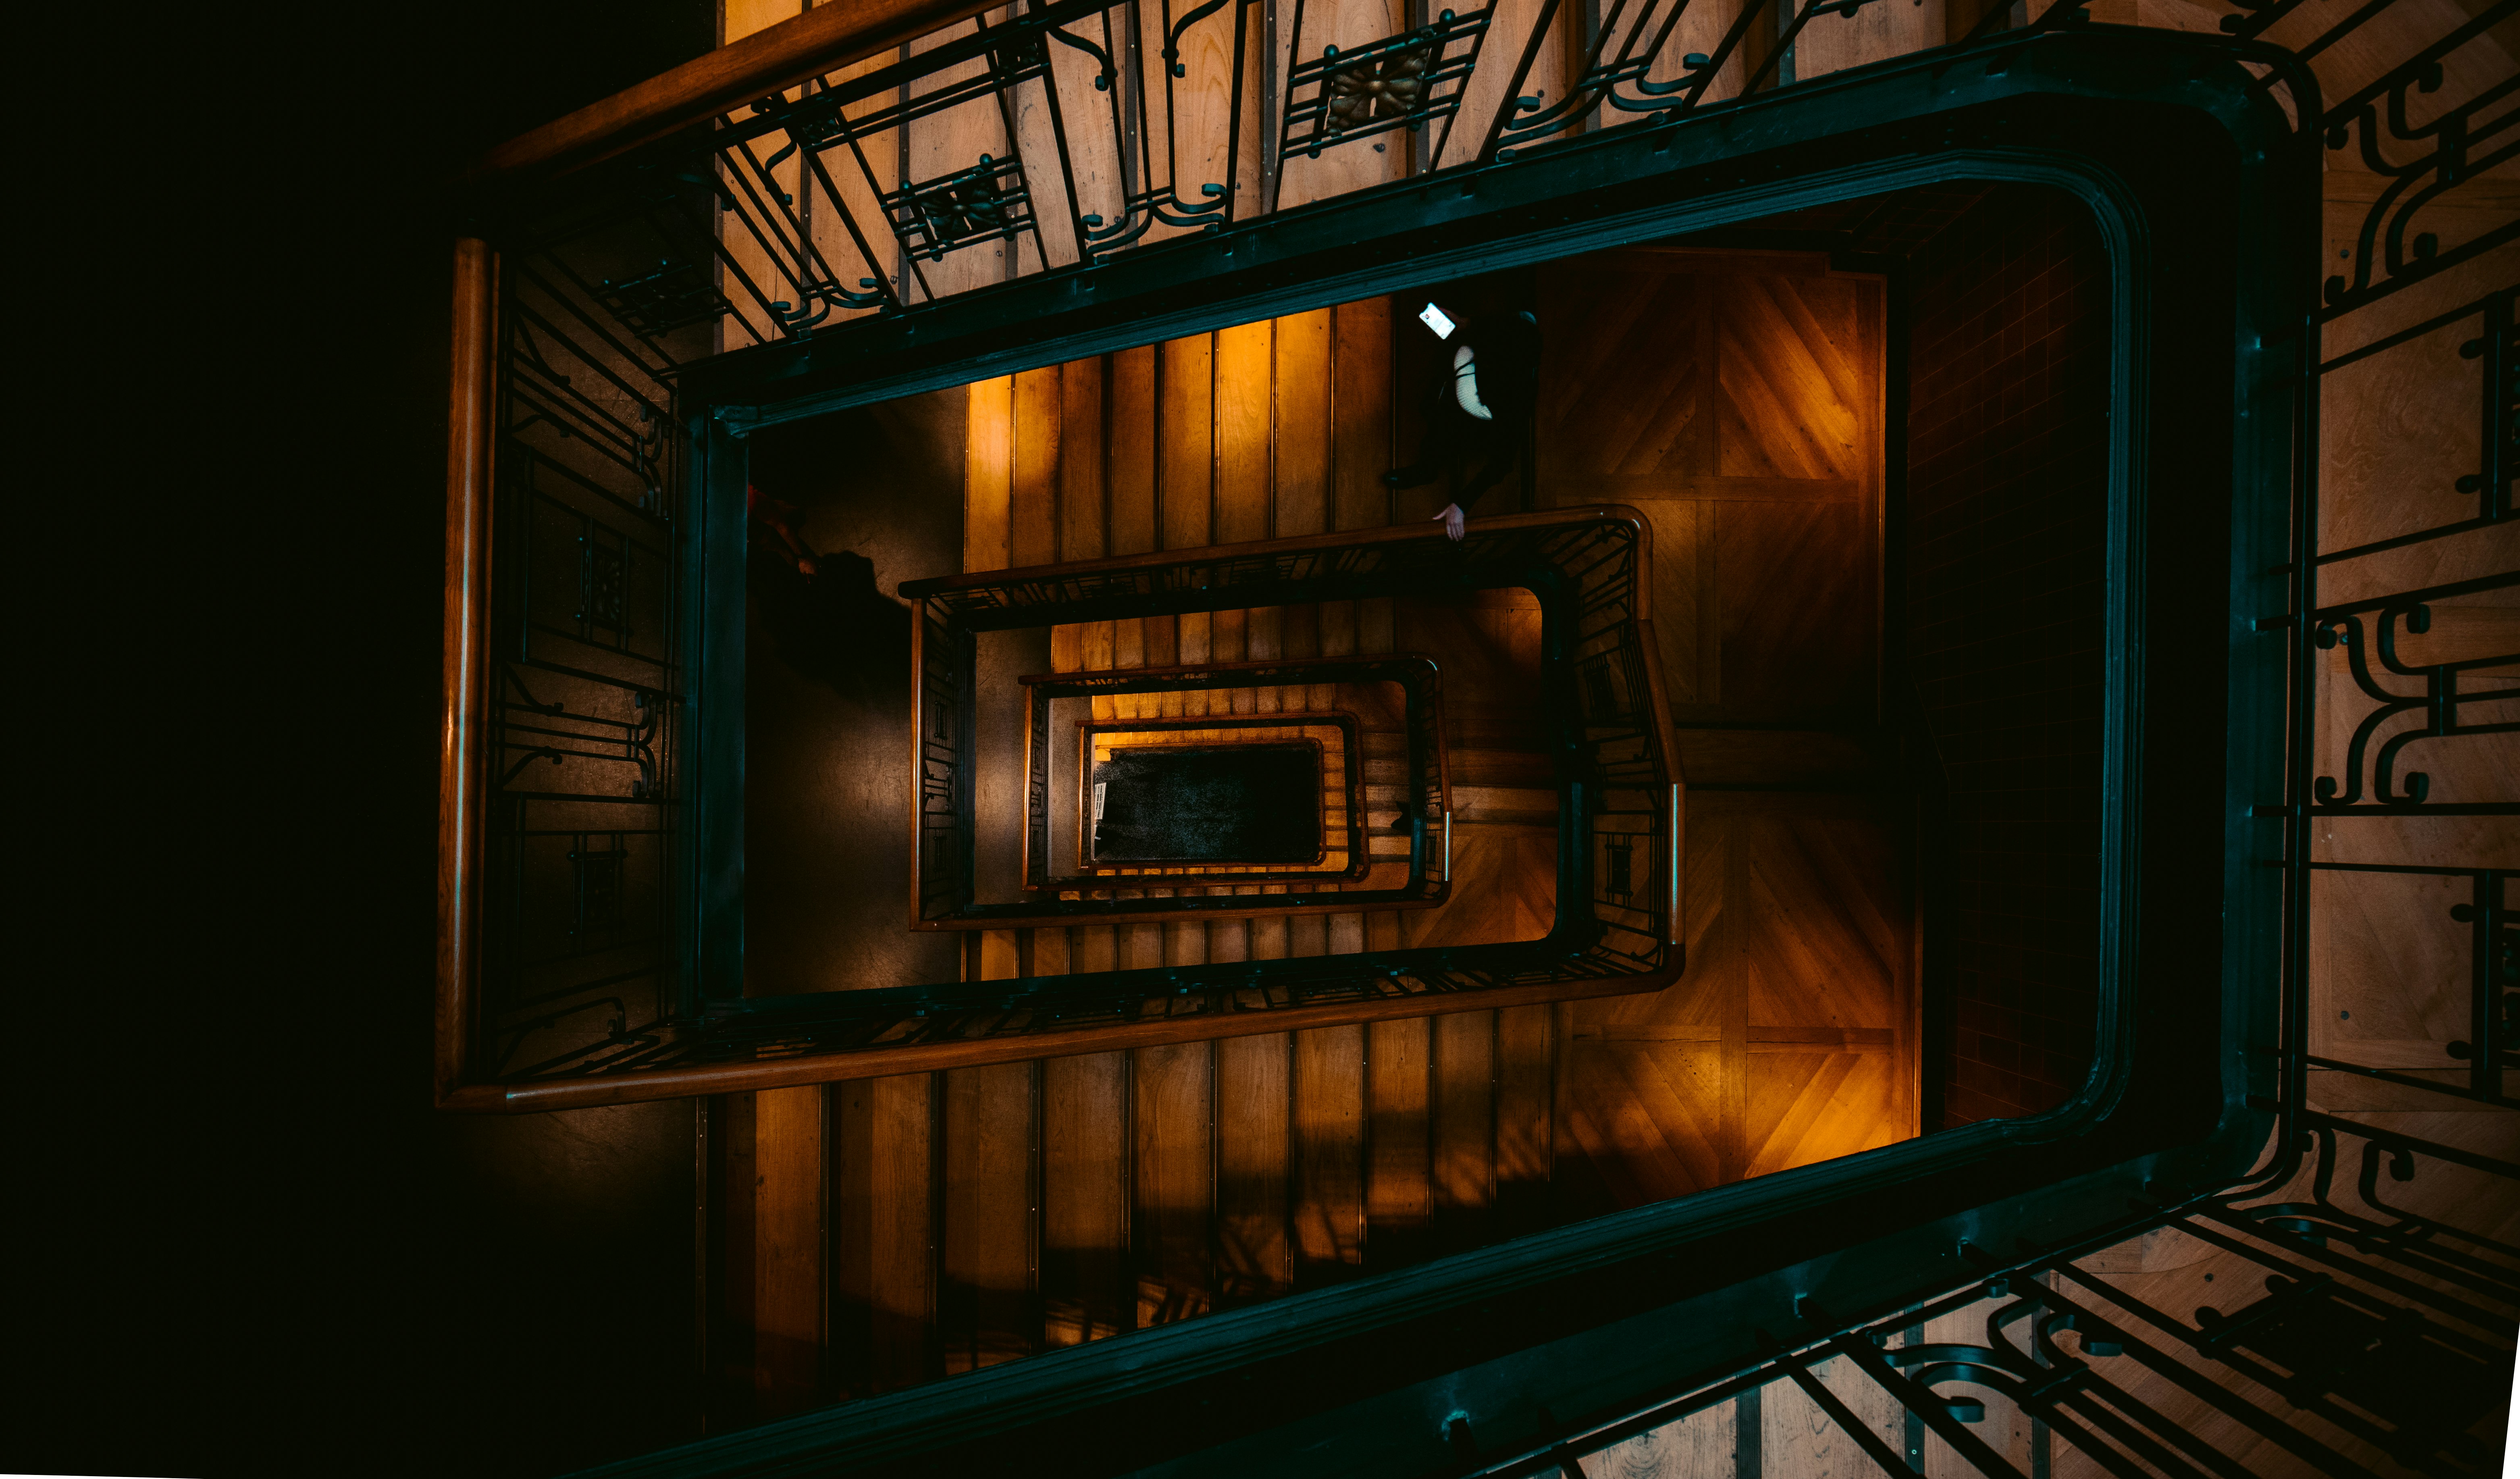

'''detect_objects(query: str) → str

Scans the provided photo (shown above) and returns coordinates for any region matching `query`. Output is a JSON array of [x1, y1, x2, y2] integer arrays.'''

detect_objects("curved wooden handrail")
[[438, 239, 498, 1106], [466, 0, 1004, 187], [437, 964, 1674, 1112], [898, 504, 1661, 596]]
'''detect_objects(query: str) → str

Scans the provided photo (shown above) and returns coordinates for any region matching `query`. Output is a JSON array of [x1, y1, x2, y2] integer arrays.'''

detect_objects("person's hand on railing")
[[748, 485, 819, 576], [1434, 502, 1466, 541]]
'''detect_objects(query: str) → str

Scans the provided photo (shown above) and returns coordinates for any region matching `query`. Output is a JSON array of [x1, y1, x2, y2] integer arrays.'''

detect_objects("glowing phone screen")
[[1418, 302, 1457, 339]]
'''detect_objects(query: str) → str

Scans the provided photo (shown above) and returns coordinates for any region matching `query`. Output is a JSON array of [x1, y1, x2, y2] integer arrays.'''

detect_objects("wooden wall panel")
[[1040, 1045, 1129, 1345], [717, 0, 808, 345], [1432, 1010, 1496, 1251], [1218, 320, 1276, 543], [1275, 308, 1333, 537], [1135, 0, 1266, 235], [1713, 501, 1873, 717], [1541, 268, 1710, 483], [1160, 333, 1216, 551], [1400, 828, 1555, 945], [939, 1058, 1035, 1372], [1128, 0, 1181, 243], [1185, 344, 1279, 1308], [1010, 366, 1062, 566], [1210, 321, 1288, 1315], [752, 1086, 826, 1412], [1447, 0, 1568, 169], [1366, 1016, 1434, 1268], [1494, 1002, 1555, 1234], [716, 1094, 757, 1416], [1332, 298, 1394, 531], [1743, 1048, 1899, 1178], [1041, 599, 1128, 1350], [1736, 807, 1904, 1039], [965, 375, 1014, 572], [1216, 1032, 1292, 1303], [720, 0, 904, 325], [1756, 1350, 1907, 1477], [1561, 1034, 1728, 1204], [1058, 360, 1106, 562], [1294, 1022, 1369, 1281], [1109, 345, 1160, 556], [833, 1073, 936, 1393], [1133, 1042, 1215, 1323], [1581, 1384, 1736, 1477], [809, 50, 912, 327], [1715, 275, 1865, 482]]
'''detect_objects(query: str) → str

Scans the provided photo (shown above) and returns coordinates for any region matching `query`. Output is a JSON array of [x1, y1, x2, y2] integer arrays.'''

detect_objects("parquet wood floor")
[[1543, 250, 1916, 1221]]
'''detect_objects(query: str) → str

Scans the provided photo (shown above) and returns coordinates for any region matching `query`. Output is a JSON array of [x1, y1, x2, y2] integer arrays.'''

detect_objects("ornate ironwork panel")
[[886, 154, 1036, 262], [1278, 6, 1493, 168], [481, 258, 689, 1085]]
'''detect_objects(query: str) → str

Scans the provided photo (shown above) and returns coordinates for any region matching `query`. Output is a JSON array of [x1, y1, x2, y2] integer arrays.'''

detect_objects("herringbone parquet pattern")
[[1543, 250, 1916, 1216]]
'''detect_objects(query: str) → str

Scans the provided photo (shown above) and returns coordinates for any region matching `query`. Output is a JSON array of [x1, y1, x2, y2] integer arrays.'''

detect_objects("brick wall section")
[[1905, 186, 2111, 1128]]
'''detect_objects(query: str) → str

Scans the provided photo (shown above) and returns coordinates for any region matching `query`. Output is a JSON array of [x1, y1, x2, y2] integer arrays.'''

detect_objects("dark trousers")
[[1385, 399, 1524, 510]]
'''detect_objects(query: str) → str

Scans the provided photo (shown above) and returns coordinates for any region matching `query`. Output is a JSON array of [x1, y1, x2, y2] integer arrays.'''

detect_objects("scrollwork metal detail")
[[1279, 9, 1491, 167], [2319, 7, 2520, 316], [886, 154, 1034, 262], [2311, 596, 2518, 809]]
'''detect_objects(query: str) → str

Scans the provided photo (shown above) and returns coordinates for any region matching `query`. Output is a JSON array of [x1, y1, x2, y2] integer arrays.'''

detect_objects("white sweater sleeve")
[[1451, 344, 1493, 421]]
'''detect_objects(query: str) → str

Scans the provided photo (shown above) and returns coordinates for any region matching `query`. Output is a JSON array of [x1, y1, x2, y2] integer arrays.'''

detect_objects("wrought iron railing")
[[1457, 1114, 2518, 1479], [463, 0, 2514, 377], [899, 508, 1678, 934], [455, 509, 1681, 1109], [476, 260, 694, 1088], [417, 0, 2520, 1466], [445, 0, 2514, 1112], [2264, 9, 2517, 1148], [1455, 5, 2520, 1465]]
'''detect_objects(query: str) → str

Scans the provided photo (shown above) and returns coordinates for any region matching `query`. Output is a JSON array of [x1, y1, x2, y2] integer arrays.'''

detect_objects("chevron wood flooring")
[[1543, 250, 1915, 1217], [1543, 248, 1887, 736]]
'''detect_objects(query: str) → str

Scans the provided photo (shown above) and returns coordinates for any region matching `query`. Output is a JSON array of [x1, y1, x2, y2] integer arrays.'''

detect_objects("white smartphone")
[[1417, 302, 1457, 339]]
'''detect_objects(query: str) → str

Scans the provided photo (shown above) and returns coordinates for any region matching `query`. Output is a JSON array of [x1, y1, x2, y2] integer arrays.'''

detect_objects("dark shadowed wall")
[[21, 4, 719, 1478], [746, 396, 969, 994], [1904, 184, 2112, 1129]]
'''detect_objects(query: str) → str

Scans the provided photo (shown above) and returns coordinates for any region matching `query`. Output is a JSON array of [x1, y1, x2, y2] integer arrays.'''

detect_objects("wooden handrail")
[[437, 966, 1669, 1112], [898, 504, 1658, 597], [466, 0, 1005, 187], [437, 240, 499, 1105], [432, 393, 1682, 1103]]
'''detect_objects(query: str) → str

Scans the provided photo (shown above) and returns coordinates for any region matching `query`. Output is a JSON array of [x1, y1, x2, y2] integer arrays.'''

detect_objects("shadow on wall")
[[749, 543, 912, 707], [422, 1100, 699, 1477], [745, 391, 967, 996], [1903, 183, 2111, 1129]]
